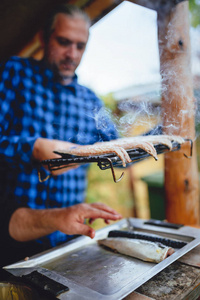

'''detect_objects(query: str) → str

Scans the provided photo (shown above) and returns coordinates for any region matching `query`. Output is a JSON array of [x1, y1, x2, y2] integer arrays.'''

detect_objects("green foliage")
[[189, 0, 200, 28], [99, 92, 117, 112]]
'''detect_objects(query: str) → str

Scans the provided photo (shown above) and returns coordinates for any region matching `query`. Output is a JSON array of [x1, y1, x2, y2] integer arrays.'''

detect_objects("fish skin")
[[98, 238, 175, 263]]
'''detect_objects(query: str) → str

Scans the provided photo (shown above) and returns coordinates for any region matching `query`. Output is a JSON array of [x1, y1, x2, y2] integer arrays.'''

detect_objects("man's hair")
[[43, 4, 91, 43]]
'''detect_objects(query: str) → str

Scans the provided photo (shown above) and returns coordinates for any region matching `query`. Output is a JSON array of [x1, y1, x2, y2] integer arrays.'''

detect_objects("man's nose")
[[65, 44, 77, 59]]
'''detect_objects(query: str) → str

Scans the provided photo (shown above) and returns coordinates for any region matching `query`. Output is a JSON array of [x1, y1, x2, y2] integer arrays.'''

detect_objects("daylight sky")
[[76, 1, 200, 96], [76, 1, 160, 95]]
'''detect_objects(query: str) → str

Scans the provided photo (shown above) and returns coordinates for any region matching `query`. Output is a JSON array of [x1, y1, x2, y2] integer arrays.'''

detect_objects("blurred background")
[[79, 0, 200, 228]]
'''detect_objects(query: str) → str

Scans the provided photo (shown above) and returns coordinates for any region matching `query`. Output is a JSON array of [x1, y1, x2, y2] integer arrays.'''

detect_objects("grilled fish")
[[59, 135, 185, 167], [98, 237, 175, 263]]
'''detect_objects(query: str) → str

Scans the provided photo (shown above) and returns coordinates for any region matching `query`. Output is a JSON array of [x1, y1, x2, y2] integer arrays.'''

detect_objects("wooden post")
[[157, 1, 199, 225]]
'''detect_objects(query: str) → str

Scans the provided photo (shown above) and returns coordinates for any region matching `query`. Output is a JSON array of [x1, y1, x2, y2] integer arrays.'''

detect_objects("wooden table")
[[125, 245, 200, 300]]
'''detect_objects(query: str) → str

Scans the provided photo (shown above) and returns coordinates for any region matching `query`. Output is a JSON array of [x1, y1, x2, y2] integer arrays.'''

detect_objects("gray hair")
[[43, 4, 91, 43]]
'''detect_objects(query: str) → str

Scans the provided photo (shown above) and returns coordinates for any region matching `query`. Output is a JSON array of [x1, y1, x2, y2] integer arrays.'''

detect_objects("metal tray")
[[4, 218, 200, 299]]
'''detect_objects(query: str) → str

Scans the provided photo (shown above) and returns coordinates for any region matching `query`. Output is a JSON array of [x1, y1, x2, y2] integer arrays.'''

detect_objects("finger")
[[88, 218, 96, 224], [76, 224, 96, 239], [90, 203, 122, 216], [104, 219, 110, 224], [89, 218, 111, 225], [84, 209, 122, 222]]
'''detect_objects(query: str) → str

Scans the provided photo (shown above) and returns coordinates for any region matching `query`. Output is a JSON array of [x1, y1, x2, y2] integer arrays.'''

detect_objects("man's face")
[[46, 13, 89, 84]]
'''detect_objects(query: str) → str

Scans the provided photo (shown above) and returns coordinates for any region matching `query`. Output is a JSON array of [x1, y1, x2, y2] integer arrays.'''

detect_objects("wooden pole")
[[157, 1, 199, 225]]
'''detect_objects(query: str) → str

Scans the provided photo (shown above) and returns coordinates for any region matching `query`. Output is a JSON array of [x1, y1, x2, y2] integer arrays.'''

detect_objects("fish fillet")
[[98, 238, 175, 263], [58, 135, 185, 167]]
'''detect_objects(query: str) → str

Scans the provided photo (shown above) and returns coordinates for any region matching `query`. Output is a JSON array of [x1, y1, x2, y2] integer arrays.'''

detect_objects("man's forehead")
[[53, 13, 89, 30]]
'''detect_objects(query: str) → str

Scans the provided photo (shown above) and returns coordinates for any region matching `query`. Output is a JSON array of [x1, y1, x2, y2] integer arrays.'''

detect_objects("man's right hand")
[[9, 203, 122, 242], [53, 203, 122, 239]]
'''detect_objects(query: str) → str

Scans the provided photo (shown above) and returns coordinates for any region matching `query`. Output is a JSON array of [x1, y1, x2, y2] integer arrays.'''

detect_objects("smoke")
[[94, 107, 116, 131], [120, 103, 161, 136], [93, 97, 162, 138], [92, 4, 200, 140], [160, 63, 199, 138], [157, 8, 200, 139]]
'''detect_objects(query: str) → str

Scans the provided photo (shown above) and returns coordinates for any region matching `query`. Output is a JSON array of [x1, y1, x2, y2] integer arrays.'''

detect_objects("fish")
[[98, 238, 175, 263], [108, 229, 187, 248], [58, 135, 185, 167]]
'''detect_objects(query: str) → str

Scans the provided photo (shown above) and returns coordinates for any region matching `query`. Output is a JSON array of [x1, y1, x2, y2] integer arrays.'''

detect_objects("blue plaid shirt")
[[0, 56, 118, 247]]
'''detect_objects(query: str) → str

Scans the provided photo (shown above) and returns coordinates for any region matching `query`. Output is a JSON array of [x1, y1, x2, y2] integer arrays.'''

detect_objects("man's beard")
[[51, 60, 76, 84], [60, 58, 77, 70]]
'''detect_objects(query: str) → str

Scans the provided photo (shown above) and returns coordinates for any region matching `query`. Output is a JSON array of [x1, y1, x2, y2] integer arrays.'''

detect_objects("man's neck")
[[61, 77, 73, 86]]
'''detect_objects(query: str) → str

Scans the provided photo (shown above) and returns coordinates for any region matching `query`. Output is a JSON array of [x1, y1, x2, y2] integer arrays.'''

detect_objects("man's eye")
[[56, 38, 86, 50], [56, 38, 71, 46], [77, 43, 86, 50]]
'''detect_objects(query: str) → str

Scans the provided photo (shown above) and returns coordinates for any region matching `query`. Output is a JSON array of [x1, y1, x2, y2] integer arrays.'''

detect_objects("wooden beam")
[[128, 0, 188, 12], [127, 0, 180, 12], [157, 1, 199, 225], [68, 0, 123, 25], [83, 0, 122, 25]]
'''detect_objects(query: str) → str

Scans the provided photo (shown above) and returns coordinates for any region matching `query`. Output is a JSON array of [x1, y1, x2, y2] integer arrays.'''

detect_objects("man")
[[0, 4, 121, 262]]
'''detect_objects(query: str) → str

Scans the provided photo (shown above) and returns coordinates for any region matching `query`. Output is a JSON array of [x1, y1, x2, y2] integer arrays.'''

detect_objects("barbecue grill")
[[38, 138, 192, 183]]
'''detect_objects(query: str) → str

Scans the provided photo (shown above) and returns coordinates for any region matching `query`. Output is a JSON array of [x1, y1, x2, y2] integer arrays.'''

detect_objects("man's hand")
[[54, 203, 122, 238], [9, 203, 122, 242], [32, 138, 79, 175]]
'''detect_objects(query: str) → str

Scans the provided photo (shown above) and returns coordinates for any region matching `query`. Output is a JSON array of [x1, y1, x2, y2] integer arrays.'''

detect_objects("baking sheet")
[[4, 218, 200, 300]]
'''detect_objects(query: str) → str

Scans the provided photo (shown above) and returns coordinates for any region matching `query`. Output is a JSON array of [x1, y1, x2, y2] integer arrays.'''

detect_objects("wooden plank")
[[157, 1, 199, 225], [135, 261, 200, 300]]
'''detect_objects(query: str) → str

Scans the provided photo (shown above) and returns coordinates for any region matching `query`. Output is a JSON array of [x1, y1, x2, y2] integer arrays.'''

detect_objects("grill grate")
[[39, 139, 192, 183]]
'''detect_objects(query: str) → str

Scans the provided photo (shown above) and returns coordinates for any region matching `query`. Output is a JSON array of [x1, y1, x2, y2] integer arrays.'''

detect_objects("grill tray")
[[4, 218, 200, 300]]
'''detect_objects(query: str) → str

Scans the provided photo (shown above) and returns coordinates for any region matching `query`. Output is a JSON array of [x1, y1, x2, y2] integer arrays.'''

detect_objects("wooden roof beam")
[[127, 0, 187, 12]]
